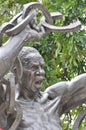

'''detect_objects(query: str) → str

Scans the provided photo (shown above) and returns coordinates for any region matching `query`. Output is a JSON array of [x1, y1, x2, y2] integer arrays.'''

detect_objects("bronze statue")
[[5, 46, 86, 130], [0, 2, 86, 130]]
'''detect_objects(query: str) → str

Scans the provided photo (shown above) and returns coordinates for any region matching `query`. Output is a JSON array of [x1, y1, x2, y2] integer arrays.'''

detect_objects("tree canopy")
[[0, 0, 86, 129]]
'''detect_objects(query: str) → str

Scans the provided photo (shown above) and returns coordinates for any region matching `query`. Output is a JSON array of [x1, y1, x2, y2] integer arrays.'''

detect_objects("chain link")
[[6, 10, 36, 36]]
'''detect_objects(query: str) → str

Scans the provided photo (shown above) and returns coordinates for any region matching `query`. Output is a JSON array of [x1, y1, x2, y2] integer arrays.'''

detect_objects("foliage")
[[0, 0, 86, 129]]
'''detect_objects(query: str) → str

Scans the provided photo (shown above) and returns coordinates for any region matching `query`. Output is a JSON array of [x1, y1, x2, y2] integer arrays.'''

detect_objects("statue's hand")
[[40, 92, 49, 104], [24, 25, 45, 42]]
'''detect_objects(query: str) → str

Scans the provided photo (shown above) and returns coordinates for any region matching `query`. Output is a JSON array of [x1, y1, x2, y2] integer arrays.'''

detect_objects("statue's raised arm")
[[0, 8, 44, 78]]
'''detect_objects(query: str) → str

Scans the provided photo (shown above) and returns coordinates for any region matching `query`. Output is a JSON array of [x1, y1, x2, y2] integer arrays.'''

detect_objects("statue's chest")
[[17, 100, 61, 130]]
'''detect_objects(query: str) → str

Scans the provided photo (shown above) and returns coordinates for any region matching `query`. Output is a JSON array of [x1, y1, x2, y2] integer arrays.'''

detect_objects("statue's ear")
[[11, 57, 23, 83]]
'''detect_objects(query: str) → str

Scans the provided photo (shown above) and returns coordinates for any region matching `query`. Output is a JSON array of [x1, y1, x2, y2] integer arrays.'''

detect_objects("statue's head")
[[16, 47, 45, 95]]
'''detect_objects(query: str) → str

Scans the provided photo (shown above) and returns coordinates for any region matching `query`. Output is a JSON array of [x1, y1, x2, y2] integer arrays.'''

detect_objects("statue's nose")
[[35, 67, 45, 76], [39, 67, 45, 76], [40, 69, 45, 76]]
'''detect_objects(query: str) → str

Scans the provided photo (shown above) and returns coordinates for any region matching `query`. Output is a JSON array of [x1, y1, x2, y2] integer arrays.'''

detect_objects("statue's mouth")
[[35, 78, 43, 89], [35, 80, 42, 85]]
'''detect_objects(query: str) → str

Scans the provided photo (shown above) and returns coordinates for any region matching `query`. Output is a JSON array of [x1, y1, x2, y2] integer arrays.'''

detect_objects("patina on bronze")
[[0, 2, 86, 130]]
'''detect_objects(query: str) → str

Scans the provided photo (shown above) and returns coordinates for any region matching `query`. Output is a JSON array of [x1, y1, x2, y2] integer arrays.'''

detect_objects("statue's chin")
[[31, 84, 42, 92]]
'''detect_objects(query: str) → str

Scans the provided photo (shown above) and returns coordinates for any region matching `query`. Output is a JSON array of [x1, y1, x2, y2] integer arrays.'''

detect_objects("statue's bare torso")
[[17, 97, 61, 130]]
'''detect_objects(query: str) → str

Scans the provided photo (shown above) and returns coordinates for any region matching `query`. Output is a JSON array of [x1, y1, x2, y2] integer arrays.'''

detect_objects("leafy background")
[[0, 0, 86, 129]]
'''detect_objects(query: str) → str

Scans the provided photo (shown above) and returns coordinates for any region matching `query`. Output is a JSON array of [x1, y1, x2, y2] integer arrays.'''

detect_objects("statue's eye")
[[31, 64, 39, 70]]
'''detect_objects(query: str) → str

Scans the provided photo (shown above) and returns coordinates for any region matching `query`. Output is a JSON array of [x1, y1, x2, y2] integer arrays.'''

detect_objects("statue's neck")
[[20, 87, 41, 101]]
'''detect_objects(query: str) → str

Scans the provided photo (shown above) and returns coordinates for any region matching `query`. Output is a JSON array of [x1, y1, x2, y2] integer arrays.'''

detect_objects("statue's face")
[[23, 54, 45, 93]]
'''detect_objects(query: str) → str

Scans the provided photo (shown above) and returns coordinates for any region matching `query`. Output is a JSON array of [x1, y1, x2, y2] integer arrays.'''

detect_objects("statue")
[[0, 2, 85, 130], [7, 46, 86, 130]]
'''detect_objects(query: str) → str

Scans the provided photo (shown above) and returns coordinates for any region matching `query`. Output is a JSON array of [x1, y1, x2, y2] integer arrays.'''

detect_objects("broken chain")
[[0, 2, 81, 46]]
